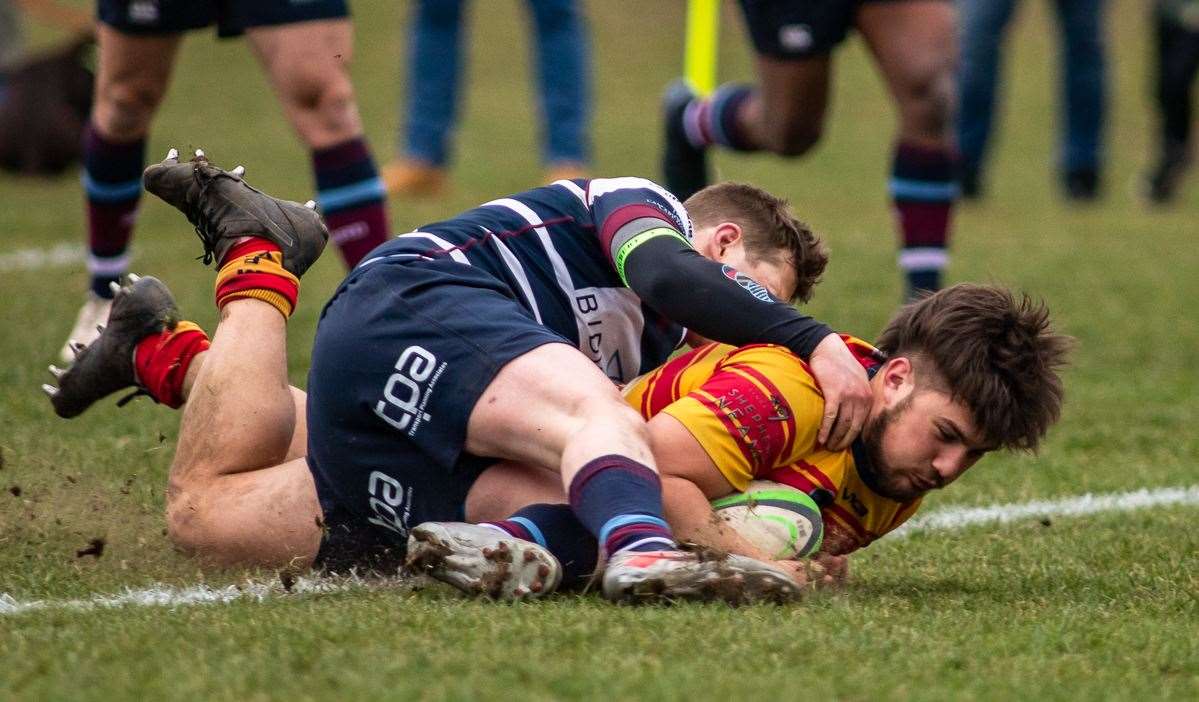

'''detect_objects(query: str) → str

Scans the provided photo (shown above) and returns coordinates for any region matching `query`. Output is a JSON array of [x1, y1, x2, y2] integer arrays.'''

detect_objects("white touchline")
[[892, 485, 1199, 537], [0, 243, 83, 273], [2, 485, 1198, 617]]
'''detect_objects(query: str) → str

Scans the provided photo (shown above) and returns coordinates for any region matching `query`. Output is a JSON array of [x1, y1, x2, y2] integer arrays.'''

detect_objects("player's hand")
[[812, 553, 849, 586], [771, 559, 841, 589], [808, 333, 871, 450]]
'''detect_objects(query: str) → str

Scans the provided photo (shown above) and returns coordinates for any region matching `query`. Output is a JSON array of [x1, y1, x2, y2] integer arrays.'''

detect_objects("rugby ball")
[[710, 480, 824, 559]]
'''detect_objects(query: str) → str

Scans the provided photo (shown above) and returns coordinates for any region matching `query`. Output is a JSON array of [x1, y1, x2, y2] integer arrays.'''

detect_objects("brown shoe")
[[545, 162, 589, 184], [381, 159, 447, 198]]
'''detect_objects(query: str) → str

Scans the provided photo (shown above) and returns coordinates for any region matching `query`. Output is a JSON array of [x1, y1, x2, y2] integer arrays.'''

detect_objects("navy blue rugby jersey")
[[356, 177, 695, 383]]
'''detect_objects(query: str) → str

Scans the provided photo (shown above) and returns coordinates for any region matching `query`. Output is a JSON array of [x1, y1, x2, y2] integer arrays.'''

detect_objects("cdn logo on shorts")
[[374, 346, 448, 437]]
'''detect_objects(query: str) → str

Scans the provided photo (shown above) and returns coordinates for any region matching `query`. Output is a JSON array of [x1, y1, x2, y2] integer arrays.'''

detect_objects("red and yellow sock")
[[213, 239, 300, 318], [133, 321, 210, 408]]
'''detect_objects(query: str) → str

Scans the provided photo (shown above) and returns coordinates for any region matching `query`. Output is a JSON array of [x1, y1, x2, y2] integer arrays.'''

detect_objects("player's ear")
[[881, 357, 914, 406], [714, 222, 743, 255]]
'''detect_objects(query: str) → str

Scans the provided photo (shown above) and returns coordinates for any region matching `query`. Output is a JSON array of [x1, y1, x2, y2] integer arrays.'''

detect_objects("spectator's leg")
[[405, 0, 465, 167], [956, 0, 1019, 198], [1054, 0, 1108, 199], [526, 0, 592, 175], [1148, 11, 1199, 201]]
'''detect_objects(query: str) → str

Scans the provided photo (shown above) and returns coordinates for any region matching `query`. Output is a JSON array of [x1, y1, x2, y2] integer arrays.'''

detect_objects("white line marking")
[[0, 575, 376, 617], [0, 243, 83, 273], [2, 486, 1197, 616], [893, 485, 1199, 537]]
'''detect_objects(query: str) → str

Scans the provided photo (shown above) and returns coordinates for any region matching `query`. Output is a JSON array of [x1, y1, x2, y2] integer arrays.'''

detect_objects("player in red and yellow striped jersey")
[[468, 283, 1070, 588], [623, 335, 918, 556]]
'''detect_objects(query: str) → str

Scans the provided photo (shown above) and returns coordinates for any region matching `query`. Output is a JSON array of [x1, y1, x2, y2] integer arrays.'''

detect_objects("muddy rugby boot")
[[44, 275, 178, 418], [601, 548, 801, 605], [142, 148, 328, 276], [406, 522, 563, 601]]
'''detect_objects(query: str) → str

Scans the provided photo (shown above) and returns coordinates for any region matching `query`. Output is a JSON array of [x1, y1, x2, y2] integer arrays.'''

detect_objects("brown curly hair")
[[684, 182, 828, 304], [875, 284, 1073, 452]]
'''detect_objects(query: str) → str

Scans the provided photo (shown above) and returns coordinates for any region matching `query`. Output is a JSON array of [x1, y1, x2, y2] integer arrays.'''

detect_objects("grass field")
[[2, 1, 1198, 699]]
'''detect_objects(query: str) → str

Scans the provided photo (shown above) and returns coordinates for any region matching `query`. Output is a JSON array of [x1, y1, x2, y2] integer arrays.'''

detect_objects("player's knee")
[[93, 80, 165, 139], [283, 70, 359, 138], [164, 484, 208, 556], [898, 66, 955, 138], [764, 120, 823, 157]]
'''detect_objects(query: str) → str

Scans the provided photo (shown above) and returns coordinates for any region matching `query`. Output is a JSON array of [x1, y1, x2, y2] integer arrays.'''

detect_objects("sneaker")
[[1064, 168, 1101, 202], [142, 148, 328, 277], [601, 548, 801, 605], [1144, 149, 1191, 204], [58, 293, 112, 364], [381, 159, 447, 198], [405, 522, 562, 601], [661, 80, 710, 201], [44, 274, 178, 418]]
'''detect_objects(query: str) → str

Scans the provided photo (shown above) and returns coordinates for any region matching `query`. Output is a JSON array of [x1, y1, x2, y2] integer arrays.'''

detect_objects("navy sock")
[[567, 455, 676, 555], [483, 504, 599, 590], [891, 141, 957, 299], [312, 138, 390, 268], [682, 83, 757, 152], [82, 123, 143, 298]]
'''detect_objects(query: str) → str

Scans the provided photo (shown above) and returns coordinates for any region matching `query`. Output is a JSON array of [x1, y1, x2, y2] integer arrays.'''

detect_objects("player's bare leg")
[[62, 25, 183, 362], [245, 19, 389, 267], [165, 299, 322, 568], [857, 0, 959, 296]]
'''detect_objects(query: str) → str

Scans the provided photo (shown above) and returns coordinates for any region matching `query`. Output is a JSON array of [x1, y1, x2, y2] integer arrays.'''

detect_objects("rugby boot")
[[601, 549, 802, 605], [661, 80, 710, 201], [142, 148, 328, 276], [43, 274, 178, 418], [406, 522, 563, 601]]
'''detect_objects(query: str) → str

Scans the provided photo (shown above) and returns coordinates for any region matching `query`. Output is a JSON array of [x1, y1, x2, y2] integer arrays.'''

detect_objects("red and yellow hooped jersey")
[[623, 337, 922, 555]]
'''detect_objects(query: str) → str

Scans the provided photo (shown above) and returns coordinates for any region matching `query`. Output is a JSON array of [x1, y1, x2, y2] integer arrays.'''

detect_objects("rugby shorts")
[[737, 0, 934, 59], [305, 255, 569, 571], [98, 0, 348, 38]]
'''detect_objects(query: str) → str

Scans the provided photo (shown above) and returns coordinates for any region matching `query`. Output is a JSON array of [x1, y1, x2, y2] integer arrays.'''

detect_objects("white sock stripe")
[[617, 537, 675, 553], [86, 252, 132, 276], [682, 100, 707, 149], [897, 247, 949, 272]]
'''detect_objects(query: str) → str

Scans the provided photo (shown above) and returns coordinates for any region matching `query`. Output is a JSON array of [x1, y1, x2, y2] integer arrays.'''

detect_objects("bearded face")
[[859, 390, 990, 502]]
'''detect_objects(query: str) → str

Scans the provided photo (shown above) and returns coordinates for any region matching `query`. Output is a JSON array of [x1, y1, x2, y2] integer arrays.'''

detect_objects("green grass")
[[2, 1, 1197, 699]]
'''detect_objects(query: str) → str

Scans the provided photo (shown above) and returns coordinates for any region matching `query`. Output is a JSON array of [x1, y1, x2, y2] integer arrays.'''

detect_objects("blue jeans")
[[957, 0, 1107, 176], [402, 0, 592, 167]]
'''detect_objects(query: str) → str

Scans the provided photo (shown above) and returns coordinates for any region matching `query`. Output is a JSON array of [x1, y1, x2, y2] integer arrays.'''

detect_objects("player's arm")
[[588, 178, 870, 449], [648, 412, 801, 570]]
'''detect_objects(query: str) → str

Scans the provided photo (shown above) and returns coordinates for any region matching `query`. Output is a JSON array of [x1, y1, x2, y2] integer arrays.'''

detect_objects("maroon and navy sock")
[[82, 124, 144, 299], [681, 83, 758, 152], [567, 455, 676, 556], [312, 137, 390, 268], [482, 503, 599, 589], [890, 141, 958, 298]]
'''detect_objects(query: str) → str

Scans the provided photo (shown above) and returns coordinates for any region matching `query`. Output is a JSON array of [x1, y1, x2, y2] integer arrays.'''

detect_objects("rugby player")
[[459, 286, 1069, 591], [61, 0, 391, 362], [46, 151, 874, 604], [662, 0, 958, 299]]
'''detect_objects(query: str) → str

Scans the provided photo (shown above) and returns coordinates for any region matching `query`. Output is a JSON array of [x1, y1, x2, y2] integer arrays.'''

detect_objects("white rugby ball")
[[710, 480, 824, 559]]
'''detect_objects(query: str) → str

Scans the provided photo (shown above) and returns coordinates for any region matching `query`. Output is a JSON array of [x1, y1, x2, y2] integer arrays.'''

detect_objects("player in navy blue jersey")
[[47, 153, 872, 604]]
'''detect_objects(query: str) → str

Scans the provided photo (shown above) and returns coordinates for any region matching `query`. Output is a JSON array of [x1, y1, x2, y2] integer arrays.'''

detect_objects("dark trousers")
[[1154, 11, 1199, 156]]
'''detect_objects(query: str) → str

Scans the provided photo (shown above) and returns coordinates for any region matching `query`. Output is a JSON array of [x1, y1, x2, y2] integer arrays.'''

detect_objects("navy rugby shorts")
[[305, 256, 569, 571], [738, 0, 937, 59], [98, 0, 348, 38]]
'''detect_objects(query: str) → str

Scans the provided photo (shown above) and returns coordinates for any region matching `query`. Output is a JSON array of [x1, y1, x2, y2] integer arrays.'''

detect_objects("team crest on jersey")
[[721, 265, 773, 302]]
